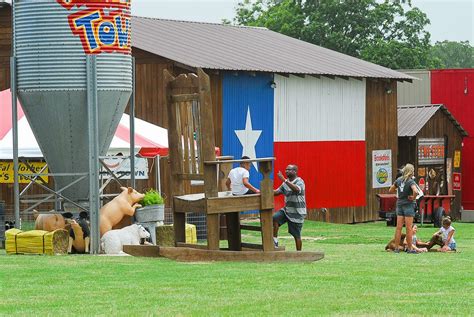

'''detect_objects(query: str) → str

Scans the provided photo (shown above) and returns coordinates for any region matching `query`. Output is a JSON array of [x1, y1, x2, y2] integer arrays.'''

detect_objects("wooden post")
[[226, 212, 242, 251], [164, 69, 186, 244], [259, 160, 274, 251], [197, 68, 220, 250]]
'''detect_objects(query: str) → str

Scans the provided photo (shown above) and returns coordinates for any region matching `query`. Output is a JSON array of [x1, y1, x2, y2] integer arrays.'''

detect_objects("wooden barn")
[[129, 18, 413, 224], [397, 104, 467, 219], [0, 4, 415, 223]]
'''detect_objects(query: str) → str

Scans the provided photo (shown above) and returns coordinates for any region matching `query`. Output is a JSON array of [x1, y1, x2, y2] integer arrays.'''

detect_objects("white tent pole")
[[155, 155, 161, 195]]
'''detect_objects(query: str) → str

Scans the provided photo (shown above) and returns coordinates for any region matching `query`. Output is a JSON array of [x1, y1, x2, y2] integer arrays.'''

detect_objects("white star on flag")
[[235, 106, 262, 171]]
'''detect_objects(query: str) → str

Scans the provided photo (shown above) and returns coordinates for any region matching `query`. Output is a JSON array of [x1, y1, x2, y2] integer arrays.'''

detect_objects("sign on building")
[[0, 161, 49, 184], [454, 150, 461, 168], [453, 172, 462, 191], [100, 157, 148, 180], [372, 150, 392, 189], [418, 138, 445, 165]]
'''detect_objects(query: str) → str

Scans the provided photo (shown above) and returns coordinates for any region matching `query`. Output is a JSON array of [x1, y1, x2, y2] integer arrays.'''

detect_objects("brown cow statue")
[[34, 210, 73, 232]]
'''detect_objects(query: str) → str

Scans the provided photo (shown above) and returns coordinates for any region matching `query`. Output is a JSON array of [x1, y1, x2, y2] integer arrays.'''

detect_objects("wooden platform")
[[123, 245, 324, 262], [174, 191, 264, 214]]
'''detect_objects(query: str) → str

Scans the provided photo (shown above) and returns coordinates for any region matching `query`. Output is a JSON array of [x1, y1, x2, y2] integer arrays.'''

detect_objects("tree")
[[430, 41, 474, 69], [232, 0, 440, 69]]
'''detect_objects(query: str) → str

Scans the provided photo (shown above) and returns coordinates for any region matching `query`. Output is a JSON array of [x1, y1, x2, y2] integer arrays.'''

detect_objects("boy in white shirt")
[[226, 156, 260, 195], [437, 216, 456, 252]]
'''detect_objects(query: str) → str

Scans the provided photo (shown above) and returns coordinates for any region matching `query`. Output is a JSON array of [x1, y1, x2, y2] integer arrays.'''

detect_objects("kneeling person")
[[273, 164, 306, 251]]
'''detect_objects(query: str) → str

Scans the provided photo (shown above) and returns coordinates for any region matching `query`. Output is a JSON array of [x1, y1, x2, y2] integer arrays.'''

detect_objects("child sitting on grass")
[[404, 224, 428, 253], [434, 217, 456, 252]]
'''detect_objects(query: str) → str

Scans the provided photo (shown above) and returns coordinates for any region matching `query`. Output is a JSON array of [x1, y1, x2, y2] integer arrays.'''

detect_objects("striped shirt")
[[276, 177, 306, 223]]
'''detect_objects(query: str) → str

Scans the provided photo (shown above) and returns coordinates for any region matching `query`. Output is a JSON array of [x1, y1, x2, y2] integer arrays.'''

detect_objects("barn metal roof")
[[398, 104, 468, 137], [132, 17, 414, 81]]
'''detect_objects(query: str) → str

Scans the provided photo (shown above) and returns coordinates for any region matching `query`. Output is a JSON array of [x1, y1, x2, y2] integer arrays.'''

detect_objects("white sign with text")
[[372, 150, 392, 189]]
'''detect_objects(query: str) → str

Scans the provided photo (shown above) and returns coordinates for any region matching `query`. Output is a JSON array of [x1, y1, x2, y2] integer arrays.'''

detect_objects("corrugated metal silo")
[[13, 0, 132, 203]]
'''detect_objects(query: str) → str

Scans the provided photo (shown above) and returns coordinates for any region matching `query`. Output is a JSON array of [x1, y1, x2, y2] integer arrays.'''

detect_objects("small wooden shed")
[[397, 104, 468, 219]]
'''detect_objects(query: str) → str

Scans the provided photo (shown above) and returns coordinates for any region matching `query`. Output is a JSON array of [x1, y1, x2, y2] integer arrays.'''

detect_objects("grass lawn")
[[1, 220, 473, 316]]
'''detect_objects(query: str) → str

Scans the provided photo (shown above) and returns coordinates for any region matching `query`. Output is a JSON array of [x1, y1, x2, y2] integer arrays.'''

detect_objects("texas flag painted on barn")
[[222, 72, 274, 187], [222, 72, 366, 209], [273, 75, 367, 208]]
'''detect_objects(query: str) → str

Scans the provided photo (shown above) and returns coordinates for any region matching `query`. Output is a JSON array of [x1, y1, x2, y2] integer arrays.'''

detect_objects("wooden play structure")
[[124, 69, 323, 262]]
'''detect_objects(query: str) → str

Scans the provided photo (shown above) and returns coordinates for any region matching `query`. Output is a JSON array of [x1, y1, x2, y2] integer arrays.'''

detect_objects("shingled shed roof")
[[132, 17, 414, 81], [398, 104, 468, 137]]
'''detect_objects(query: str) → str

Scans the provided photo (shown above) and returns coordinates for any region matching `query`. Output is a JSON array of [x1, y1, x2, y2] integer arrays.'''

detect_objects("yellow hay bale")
[[186, 224, 197, 244], [5, 228, 22, 254], [5, 228, 69, 255], [155, 223, 197, 246]]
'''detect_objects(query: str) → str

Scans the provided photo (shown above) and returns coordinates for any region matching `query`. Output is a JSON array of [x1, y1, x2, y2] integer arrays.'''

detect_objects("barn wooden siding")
[[0, 5, 11, 91], [307, 80, 399, 223]]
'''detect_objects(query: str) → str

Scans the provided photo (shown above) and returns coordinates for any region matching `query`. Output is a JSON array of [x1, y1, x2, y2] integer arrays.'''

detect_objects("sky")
[[131, 0, 473, 44]]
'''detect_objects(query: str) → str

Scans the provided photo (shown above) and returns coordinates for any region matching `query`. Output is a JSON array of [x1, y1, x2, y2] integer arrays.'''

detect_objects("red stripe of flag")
[[274, 140, 366, 209]]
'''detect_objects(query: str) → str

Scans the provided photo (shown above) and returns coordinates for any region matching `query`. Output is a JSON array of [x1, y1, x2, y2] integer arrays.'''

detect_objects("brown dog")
[[385, 232, 444, 251], [385, 233, 406, 251]]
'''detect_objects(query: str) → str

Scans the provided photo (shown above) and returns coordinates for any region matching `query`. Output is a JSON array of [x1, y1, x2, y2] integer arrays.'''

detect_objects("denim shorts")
[[273, 209, 303, 239], [396, 203, 416, 217], [448, 242, 457, 250]]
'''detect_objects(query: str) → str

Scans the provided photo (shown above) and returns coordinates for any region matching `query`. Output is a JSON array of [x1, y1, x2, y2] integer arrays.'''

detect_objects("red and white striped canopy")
[[0, 89, 169, 159]]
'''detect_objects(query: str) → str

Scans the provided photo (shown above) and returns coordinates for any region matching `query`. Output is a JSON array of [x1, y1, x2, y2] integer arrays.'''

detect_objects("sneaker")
[[273, 237, 279, 248], [406, 249, 418, 254], [393, 248, 400, 253]]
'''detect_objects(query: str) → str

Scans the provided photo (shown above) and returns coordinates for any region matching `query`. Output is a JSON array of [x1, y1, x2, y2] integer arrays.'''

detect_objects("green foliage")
[[1, 221, 474, 315], [430, 40, 474, 68], [140, 189, 164, 206], [233, 0, 443, 69]]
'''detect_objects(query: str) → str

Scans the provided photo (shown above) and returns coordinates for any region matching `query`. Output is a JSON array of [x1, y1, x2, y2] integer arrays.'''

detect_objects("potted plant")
[[134, 189, 165, 223]]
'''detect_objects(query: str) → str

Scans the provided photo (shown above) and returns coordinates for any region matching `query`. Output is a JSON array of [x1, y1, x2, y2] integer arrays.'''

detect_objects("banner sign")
[[418, 138, 445, 165], [57, 0, 131, 55], [100, 157, 148, 180], [453, 172, 461, 191], [372, 150, 392, 189], [454, 150, 461, 168], [0, 161, 49, 184]]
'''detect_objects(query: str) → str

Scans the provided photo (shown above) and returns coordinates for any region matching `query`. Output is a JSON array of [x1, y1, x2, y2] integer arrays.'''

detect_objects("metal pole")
[[10, 56, 20, 228], [155, 155, 161, 194], [129, 57, 136, 189], [87, 55, 100, 254]]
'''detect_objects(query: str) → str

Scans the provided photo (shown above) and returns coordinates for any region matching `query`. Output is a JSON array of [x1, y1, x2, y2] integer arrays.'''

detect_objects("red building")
[[431, 70, 474, 210]]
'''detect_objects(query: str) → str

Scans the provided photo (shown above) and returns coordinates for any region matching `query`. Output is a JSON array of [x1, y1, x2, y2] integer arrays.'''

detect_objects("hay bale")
[[44, 229, 69, 255], [155, 224, 197, 246], [156, 225, 175, 247], [5, 228, 22, 254], [6, 228, 68, 255]]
